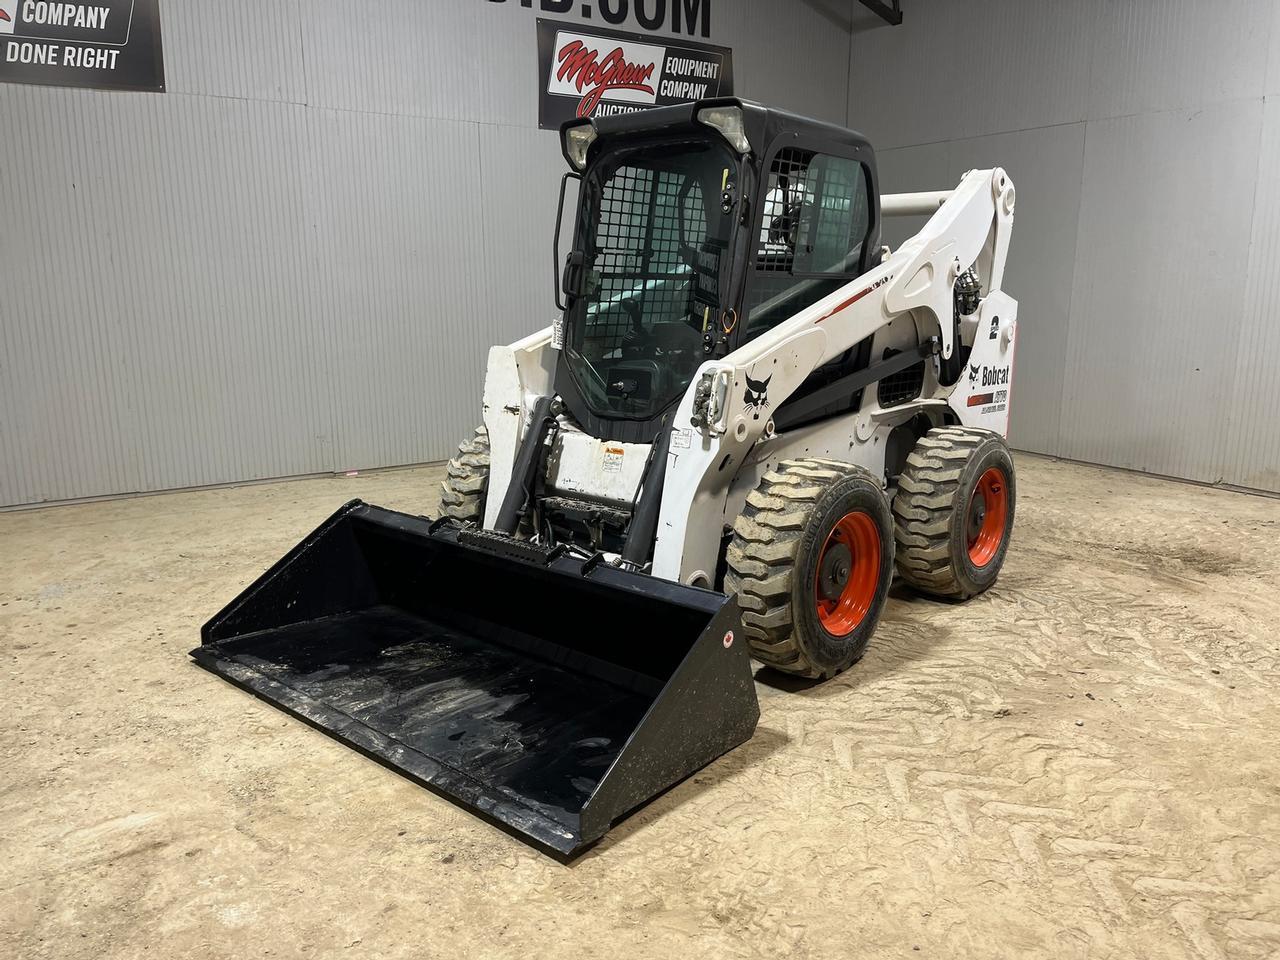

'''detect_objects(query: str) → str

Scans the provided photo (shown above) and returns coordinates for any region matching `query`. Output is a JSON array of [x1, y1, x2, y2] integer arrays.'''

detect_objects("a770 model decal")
[[814, 274, 894, 324]]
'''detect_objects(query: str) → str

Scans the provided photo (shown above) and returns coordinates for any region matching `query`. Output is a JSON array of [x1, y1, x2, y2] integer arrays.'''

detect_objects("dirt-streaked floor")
[[2, 455, 1279, 959]]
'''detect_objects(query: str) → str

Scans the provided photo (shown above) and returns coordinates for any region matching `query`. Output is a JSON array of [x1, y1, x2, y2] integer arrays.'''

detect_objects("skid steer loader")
[[194, 98, 1017, 857]]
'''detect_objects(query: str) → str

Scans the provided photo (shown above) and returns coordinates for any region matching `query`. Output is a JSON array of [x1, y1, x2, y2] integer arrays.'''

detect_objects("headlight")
[[696, 105, 751, 155], [562, 122, 597, 171]]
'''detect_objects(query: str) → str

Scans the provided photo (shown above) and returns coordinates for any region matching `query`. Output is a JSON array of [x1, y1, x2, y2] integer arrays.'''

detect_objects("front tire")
[[725, 459, 895, 679], [892, 427, 1016, 599], [439, 426, 490, 522]]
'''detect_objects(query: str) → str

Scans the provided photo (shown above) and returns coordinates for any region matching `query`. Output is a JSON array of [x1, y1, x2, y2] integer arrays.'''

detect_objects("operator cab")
[[554, 98, 883, 443]]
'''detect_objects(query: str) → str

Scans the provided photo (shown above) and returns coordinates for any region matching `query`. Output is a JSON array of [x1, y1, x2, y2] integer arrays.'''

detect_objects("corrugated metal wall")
[[854, 0, 1280, 493], [0, 0, 856, 507]]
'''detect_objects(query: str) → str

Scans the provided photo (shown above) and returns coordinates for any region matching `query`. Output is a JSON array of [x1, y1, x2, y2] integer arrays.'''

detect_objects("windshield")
[[566, 137, 738, 420]]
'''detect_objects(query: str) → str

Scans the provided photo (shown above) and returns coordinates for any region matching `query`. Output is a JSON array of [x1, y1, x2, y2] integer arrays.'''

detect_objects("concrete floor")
[[3, 455, 1279, 959]]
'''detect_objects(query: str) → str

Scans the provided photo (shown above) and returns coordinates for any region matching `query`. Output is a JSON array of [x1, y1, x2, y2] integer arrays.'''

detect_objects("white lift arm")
[[650, 168, 1017, 581]]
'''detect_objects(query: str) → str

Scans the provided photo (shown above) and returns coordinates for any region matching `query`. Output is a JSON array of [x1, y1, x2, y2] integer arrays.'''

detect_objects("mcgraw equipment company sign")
[[0, 0, 164, 92], [537, 18, 732, 129]]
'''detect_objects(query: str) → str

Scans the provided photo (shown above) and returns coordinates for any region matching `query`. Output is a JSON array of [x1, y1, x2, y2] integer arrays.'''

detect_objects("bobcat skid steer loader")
[[193, 98, 1017, 858]]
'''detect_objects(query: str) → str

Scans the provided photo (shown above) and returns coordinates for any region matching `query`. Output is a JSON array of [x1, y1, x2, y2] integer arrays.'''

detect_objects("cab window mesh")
[[564, 138, 734, 421], [582, 166, 708, 363], [743, 148, 870, 337]]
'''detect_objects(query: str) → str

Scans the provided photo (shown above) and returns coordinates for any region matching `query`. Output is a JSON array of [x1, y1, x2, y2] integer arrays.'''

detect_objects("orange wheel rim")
[[967, 467, 1008, 567], [815, 511, 881, 638]]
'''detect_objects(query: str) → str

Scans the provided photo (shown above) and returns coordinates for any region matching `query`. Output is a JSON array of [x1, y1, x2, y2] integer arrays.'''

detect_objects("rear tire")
[[439, 426, 490, 522], [892, 427, 1016, 599], [725, 458, 895, 679]]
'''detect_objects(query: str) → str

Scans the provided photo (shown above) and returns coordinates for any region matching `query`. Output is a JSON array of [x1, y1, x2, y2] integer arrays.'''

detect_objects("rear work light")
[[696, 105, 751, 155], [563, 122, 598, 171]]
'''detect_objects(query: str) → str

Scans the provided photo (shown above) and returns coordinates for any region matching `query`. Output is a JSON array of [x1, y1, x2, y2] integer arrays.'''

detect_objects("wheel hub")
[[967, 496, 987, 541], [818, 542, 852, 601], [967, 467, 1009, 567], [814, 511, 882, 638]]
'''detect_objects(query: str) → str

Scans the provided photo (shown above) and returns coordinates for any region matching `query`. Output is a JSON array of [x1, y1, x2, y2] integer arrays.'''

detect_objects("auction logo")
[[0, 1, 16, 36], [548, 30, 662, 118]]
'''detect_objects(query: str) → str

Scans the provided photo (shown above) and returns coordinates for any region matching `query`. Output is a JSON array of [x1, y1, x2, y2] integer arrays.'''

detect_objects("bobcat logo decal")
[[744, 373, 772, 421], [968, 363, 981, 386]]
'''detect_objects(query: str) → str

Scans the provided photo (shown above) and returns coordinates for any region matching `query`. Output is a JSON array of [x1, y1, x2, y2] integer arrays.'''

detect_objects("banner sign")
[[0, 0, 164, 92], [537, 18, 732, 129]]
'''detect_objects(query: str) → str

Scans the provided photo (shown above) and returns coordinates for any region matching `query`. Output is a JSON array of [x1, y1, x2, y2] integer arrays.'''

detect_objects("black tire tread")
[[439, 426, 490, 522], [725, 457, 875, 678], [892, 426, 997, 598]]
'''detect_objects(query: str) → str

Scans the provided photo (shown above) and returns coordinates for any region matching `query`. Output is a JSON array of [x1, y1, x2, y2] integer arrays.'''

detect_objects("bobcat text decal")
[[979, 365, 1009, 387], [966, 365, 1011, 411]]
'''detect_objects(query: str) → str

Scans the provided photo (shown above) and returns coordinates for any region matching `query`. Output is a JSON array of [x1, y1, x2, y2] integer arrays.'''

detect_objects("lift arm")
[[650, 168, 1016, 583]]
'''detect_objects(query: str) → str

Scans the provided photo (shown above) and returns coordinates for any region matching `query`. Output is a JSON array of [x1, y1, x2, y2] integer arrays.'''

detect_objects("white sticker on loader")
[[602, 445, 625, 474], [950, 293, 1017, 436], [963, 363, 1010, 417], [671, 428, 692, 449]]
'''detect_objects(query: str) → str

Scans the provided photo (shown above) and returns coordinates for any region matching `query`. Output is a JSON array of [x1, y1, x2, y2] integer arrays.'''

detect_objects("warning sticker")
[[602, 445, 624, 474], [671, 428, 691, 449]]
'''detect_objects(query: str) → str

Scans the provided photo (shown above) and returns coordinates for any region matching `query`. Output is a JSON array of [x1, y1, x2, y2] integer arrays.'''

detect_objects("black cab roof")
[[562, 97, 874, 169]]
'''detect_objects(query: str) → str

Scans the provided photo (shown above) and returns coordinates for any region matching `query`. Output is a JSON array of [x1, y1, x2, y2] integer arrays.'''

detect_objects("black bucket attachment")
[[192, 501, 758, 857]]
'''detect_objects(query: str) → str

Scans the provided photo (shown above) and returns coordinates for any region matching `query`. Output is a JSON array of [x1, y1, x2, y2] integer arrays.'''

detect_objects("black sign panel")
[[537, 18, 732, 129], [0, 0, 164, 92]]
